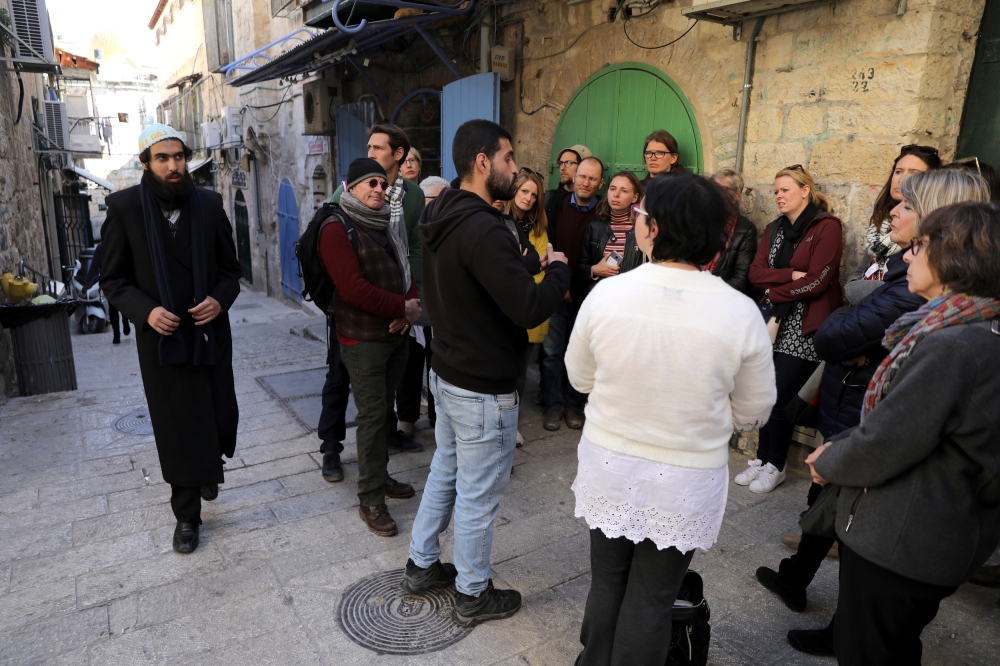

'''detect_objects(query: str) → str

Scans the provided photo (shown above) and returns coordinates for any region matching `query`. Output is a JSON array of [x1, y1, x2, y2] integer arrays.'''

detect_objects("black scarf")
[[139, 172, 216, 366], [768, 202, 819, 319]]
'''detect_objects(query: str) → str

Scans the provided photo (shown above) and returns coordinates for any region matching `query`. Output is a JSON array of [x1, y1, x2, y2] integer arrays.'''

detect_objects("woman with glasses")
[[575, 171, 643, 301], [400, 148, 422, 183], [566, 173, 776, 665], [756, 168, 989, 657], [741, 166, 843, 494], [708, 169, 759, 296], [802, 201, 1000, 664], [845, 145, 941, 306], [641, 130, 685, 185]]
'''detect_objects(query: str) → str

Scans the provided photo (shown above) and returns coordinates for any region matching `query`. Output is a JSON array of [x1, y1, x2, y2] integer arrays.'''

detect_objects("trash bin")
[[0, 301, 78, 396]]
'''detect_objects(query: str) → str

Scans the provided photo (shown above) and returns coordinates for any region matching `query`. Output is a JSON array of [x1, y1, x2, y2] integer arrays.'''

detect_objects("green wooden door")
[[956, 2, 1000, 167], [549, 63, 703, 186]]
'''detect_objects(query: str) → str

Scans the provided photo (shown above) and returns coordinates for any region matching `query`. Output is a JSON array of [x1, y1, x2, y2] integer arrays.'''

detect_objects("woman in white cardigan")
[[567, 173, 777, 665]]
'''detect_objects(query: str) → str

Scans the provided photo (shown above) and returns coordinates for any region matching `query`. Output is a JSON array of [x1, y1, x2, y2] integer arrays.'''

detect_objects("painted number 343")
[[852, 68, 875, 92]]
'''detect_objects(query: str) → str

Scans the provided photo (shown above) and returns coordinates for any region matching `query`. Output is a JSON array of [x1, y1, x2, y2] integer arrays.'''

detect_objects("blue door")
[[336, 103, 373, 186], [277, 179, 301, 301], [440, 73, 500, 182]]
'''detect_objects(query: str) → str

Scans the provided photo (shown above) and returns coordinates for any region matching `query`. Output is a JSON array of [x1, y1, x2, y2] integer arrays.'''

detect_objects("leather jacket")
[[712, 215, 758, 296]]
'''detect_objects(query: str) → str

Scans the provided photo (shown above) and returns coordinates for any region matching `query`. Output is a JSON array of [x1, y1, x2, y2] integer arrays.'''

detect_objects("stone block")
[[784, 104, 825, 139], [236, 422, 307, 449], [742, 142, 809, 182], [824, 56, 926, 103], [87, 630, 157, 664], [760, 31, 794, 72], [0, 522, 73, 565], [0, 578, 77, 632], [10, 531, 156, 593], [238, 434, 317, 467], [222, 453, 319, 490], [491, 531, 591, 598], [810, 136, 894, 186], [72, 504, 174, 547], [756, 67, 826, 106], [108, 595, 138, 636], [0, 605, 107, 666], [39, 469, 146, 506], [4, 494, 107, 532], [827, 102, 919, 136], [746, 106, 784, 143]]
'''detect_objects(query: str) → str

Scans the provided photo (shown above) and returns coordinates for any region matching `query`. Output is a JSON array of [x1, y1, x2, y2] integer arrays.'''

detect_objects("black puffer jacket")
[[574, 218, 629, 301], [711, 215, 757, 296], [813, 252, 925, 438]]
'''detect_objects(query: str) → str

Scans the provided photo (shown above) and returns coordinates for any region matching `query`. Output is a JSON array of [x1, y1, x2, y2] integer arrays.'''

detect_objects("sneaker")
[[516, 430, 524, 448], [565, 405, 585, 430], [389, 429, 424, 453], [321, 451, 344, 482], [749, 463, 786, 493], [543, 408, 563, 431], [452, 580, 522, 627], [787, 626, 835, 657], [756, 566, 807, 612], [734, 459, 763, 486], [359, 504, 398, 537], [400, 558, 458, 595]]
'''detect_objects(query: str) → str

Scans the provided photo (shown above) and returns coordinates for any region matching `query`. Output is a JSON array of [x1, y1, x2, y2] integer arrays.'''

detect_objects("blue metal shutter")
[[277, 179, 302, 301], [440, 73, 500, 182], [335, 105, 372, 186]]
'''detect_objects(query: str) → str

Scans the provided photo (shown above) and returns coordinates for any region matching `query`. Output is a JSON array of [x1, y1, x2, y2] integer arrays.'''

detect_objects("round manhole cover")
[[113, 408, 154, 436], [338, 569, 472, 655]]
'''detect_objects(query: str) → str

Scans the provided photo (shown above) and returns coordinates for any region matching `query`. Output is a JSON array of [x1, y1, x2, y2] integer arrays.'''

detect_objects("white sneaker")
[[516, 430, 524, 446], [734, 459, 763, 486], [749, 463, 786, 494]]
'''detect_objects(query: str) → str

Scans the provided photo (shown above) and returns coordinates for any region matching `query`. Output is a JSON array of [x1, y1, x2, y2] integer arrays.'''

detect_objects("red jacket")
[[749, 212, 844, 335]]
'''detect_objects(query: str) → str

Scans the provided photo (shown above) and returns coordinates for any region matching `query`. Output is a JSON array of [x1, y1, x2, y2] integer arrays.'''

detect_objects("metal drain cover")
[[338, 570, 472, 655], [113, 408, 154, 436]]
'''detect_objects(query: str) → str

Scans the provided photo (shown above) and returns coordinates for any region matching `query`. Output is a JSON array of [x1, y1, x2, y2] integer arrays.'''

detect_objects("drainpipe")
[[734, 17, 765, 175]]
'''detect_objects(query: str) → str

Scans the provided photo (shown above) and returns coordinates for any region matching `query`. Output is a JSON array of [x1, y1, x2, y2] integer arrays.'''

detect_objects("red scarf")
[[702, 214, 739, 274]]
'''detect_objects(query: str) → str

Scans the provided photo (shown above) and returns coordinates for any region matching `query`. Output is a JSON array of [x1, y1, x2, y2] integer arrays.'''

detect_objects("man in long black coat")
[[101, 124, 243, 554]]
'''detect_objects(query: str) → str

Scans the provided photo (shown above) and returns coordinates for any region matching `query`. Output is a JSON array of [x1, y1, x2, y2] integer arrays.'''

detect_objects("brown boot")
[[970, 564, 1000, 588], [360, 504, 398, 537], [565, 405, 585, 430], [385, 476, 415, 499]]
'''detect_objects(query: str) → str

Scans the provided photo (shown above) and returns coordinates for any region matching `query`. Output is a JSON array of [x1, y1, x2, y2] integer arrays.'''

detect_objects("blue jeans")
[[540, 300, 585, 410], [408, 371, 519, 596]]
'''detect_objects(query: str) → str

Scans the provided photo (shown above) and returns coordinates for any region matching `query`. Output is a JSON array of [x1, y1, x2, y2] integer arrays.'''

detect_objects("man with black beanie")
[[401, 120, 570, 627]]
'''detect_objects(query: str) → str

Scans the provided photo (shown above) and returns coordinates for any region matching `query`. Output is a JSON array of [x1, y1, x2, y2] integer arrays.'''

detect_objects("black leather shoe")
[[389, 429, 424, 453], [787, 626, 835, 657], [322, 451, 344, 482], [400, 558, 458, 594], [112, 335, 121, 345], [756, 566, 807, 612], [172, 521, 199, 554], [123, 320, 131, 336], [200, 484, 219, 502]]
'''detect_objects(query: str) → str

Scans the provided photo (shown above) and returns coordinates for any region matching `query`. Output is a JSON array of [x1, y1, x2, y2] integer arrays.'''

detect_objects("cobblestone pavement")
[[1, 289, 998, 665]]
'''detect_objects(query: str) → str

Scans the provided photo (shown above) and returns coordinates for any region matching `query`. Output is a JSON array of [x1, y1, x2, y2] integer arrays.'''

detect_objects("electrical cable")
[[522, 22, 604, 61], [14, 73, 24, 125], [623, 17, 698, 50]]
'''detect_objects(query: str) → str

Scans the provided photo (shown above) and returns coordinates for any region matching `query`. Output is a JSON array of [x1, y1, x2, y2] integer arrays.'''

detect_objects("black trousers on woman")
[[756, 352, 819, 471], [834, 544, 956, 665], [780, 483, 837, 590], [577, 528, 694, 666], [395, 328, 434, 425]]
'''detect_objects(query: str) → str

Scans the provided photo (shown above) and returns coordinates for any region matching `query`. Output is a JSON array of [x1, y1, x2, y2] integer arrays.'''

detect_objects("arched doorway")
[[233, 190, 252, 284], [277, 179, 301, 301], [549, 63, 703, 185]]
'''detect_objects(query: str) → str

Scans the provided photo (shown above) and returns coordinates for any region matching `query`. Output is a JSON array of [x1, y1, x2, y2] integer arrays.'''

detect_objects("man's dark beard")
[[142, 169, 192, 209], [486, 164, 517, 201]]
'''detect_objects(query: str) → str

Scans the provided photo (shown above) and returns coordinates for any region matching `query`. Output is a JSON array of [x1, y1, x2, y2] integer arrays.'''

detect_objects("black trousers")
[[779, 482, 837, 590], [109, 304, 129, 339], [834, 544, 957, 665], [395, 328, 434, 425], [578, 528, 694, 666], [318, 334, 351, 454], [170, 485, 201, 524], [515, 343, 537, 401], [756, 352, 820, 471]]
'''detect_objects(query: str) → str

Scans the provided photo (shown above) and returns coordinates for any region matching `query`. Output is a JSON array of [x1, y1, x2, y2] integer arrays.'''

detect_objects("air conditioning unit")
[[8, 0, 56, 72], [303, 78, 341, 135], [221, 107, 243, 146], [201, 121, 222, 149], [43, 99, 70, 151]]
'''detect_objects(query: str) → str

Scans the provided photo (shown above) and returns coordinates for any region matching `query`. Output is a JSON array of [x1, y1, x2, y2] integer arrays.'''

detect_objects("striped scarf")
[[386, 178, 406, 246], [864, 220, 901, 280], [861, 292, 1000, 423]]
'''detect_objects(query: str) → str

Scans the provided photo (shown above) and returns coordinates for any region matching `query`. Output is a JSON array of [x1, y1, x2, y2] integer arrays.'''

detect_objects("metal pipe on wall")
[[734, 17, 765, 175]]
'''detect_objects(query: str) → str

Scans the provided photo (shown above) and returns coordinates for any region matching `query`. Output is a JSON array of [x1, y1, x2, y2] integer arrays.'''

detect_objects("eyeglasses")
[[953, 155, 982, 176], [901, 144, 940, 157], [785, 164, 806, 172], [576, 175, 601, 185], [630, 204, 648, 223], [403, 158, 420, 166], [644, 150, 676, 160], [909, 236, 928, 256], [519, 167, 543, 177], [366, 178, 389, 191], [557, 159, 579, 168]]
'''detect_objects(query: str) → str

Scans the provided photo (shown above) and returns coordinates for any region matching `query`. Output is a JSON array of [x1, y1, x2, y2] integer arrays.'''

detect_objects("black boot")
[[400, 558, 458, 594], [200, 484, 219, 502], [322, 451, 344, 482], [123, 319, 131, 336], [787, 623, 835, 657], [388, 429, 423, 453], [172, 521, 199, 554], [452, 580, 522, 627], [756, 566, 807, 612]]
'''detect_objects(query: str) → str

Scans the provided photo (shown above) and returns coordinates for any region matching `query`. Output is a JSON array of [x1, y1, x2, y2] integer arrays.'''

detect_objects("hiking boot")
[[749, 463, 786, 493], [543, 408, 563, 431], [787, 626, 835, 657], [389, 429, 424, 453], [200, 484, 219, 502], [359, 504, 398, 537], [385, 476, 415, 499], [452, 580, 522, 627], [970, 564, 1000, 588], [400, 558, 458, 595], [322, 451, 344, 482], [780, 534, 839, 560], [756, 566, 807, 612], [565, 405, 585, 430], [734, 459, 763, 486]]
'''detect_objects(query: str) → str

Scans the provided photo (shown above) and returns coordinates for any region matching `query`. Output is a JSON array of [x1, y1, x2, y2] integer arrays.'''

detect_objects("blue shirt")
[[570, 193, 598, 212]]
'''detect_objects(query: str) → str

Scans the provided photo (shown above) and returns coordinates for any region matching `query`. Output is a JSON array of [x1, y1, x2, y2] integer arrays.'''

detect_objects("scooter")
[[70, 248, 108, 334]]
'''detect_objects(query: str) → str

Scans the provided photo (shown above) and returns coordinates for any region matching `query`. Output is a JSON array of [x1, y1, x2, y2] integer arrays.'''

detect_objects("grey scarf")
[[340, 190, 411, 291]]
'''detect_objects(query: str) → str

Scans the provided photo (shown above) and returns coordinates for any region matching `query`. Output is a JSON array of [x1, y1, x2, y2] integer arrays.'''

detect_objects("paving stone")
[[0, 605, 107, 666], [87, 628, 157, 664], [238, 434, 318, 467], [73, 504, 175, 546], [10, 531, 156, 592], [0, 577, 77, 631], [268, 487, 352, 523], [108, 595, 138, 636], [222, 454, 319, 490], [236, 422, 309, 449], [491, 531, 591, 598], [39, 470, 148, 506], [0, 522, 73, 565], [175, 625, 322, 666], [0, 487, 38, 513], [236, 410, 298, 435]]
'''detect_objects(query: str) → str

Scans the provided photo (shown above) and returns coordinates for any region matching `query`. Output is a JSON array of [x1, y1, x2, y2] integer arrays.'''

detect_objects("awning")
[[72, 166, 116, 192], [188, 155, 213, 172]]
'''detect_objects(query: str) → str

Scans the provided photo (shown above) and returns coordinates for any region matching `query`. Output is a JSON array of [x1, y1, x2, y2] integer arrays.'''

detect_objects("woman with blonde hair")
[[742, 165, 844, 494], [401, 148, 422, 183]]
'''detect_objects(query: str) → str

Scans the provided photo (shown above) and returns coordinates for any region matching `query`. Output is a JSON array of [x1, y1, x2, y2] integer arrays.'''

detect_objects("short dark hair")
[[452, 120, 512, 183], [644, 129, 683, 172], [139, 140, 193, 165], [642, 173, 731, 265], [369, 123, 411, 168], [557, 148, 581, 163], [921, 202, 1000, 299]]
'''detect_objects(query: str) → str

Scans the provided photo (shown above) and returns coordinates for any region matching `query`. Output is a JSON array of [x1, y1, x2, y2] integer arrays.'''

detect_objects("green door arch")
[[549, 63, 703, 186]]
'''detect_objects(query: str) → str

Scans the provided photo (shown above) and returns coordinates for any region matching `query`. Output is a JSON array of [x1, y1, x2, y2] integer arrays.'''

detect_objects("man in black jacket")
[[544, 143, 591, 226], [101, 124, 243, 555], [401, 120, 570, 627]]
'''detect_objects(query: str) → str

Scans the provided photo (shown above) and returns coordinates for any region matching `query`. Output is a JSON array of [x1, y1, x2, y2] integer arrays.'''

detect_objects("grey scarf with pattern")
[[339, 190, 411, 291]]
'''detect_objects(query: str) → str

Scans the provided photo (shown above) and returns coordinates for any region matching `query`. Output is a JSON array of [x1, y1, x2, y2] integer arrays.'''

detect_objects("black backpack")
[[665, 570, 711, 666], [294, 202, 358, 314]]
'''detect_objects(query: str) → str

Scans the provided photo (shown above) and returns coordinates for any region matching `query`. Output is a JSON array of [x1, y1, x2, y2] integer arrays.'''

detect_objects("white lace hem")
[[572, 436, 728, 552]]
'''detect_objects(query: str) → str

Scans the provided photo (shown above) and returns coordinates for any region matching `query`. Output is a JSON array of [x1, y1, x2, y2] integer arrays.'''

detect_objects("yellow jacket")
[[527, 228, 550, 344]]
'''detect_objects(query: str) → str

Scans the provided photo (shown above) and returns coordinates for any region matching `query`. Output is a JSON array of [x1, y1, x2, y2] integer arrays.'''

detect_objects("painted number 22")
[[852, 68, 875, 93]]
